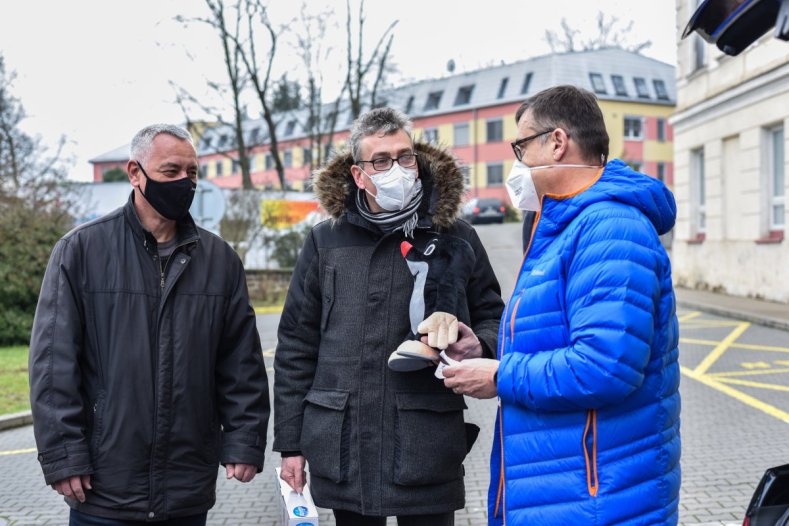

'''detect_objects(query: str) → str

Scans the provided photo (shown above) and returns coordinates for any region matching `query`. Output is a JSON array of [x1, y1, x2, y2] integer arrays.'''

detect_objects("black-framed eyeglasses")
[[510, 130, 552, 162], [356, 153, 418, 171]]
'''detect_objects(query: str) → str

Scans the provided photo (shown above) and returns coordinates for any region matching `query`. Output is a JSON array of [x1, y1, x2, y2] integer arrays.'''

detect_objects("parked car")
[[462, 197, 505, 224], [743, 463, 789, 525]]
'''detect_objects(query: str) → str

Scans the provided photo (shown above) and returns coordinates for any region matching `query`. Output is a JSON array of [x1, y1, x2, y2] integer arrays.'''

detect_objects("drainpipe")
[[472, 107, 479, 197]]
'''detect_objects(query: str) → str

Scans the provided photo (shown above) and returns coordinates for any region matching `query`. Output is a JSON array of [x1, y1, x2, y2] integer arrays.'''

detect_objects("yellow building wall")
[[598, 100, 674, 161], [254, 153, 264, 172]]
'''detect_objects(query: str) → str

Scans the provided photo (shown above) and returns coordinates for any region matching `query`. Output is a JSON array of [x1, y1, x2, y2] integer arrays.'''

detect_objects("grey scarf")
[[355, 186, 423, 239]]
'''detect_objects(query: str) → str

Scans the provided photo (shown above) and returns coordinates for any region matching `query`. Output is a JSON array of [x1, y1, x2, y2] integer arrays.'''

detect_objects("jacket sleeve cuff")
[[220, 430, 266, 471], [38, 444, 94, 486]]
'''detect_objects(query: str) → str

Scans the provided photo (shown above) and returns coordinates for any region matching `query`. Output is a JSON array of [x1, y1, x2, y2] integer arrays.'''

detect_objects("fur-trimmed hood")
[[312, 141, 466, 229]]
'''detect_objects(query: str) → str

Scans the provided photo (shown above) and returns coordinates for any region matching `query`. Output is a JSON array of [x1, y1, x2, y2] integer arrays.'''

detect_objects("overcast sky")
[[0, 0, 678, 182]]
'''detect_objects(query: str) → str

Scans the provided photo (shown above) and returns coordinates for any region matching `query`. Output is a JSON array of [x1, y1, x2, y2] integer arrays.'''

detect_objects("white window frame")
[[453, 123, 469, 146], [691, 148, 706, 234], [486, 119, 503, 143], [423, 128, 439, 144], [486, 162, 504, 186], [623, 116, 644, 140], [766, 124, 785, 229]]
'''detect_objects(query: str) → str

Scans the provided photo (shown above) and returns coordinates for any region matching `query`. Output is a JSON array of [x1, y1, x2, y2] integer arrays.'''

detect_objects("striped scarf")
[[355, 183, 423, 239]]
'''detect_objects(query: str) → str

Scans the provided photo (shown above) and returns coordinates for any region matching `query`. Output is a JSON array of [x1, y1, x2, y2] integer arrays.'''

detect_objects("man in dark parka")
[[28, 124, 270, 525], [274, 108, 504, 525]]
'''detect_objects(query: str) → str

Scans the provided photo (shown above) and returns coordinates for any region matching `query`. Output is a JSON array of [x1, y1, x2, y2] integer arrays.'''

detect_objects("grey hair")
[[349, 107, 413, 162], [129, 124, 194, 164]]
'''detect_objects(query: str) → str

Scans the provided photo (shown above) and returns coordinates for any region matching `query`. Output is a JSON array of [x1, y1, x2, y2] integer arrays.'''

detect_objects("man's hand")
[[225, 463, 257, 483], [417, 312, 458, 350], [422, 322, 482, 361], [280, 455, 307, 494], [442, 358, 499, 399], [51, 475, 92, 503]]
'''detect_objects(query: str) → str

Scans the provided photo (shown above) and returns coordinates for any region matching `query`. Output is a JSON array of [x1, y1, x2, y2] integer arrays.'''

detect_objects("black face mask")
[[135, 161, 196, 220]]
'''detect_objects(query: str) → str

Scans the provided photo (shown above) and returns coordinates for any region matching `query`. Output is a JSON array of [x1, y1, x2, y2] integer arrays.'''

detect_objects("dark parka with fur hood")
[[273, 142, 504, 516]]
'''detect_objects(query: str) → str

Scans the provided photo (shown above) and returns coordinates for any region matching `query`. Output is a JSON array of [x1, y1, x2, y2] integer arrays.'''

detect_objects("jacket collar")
[[312, 141, 466, 232], [123, 192, 200, 253]]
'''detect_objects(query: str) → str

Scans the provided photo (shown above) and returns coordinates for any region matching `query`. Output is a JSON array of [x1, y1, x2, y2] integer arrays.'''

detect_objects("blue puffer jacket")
[[488, 160, 681, 525]]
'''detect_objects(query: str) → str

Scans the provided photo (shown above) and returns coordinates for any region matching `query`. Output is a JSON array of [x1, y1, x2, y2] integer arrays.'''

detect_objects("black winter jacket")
[[28, 196, 270, 521], [273, 142, 504, 515]]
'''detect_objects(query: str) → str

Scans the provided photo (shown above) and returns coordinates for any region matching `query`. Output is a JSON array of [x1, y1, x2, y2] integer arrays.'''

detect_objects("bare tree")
[[174, 0, 254, 189], [292, 4, 347, 169], [233, 0, 288, 192], [545, 12, 652, 54], [345, 0, 398, 119]]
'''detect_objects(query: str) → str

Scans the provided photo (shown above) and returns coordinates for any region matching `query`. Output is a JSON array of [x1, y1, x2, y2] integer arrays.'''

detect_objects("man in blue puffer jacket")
[[442, 85, 680, 525]]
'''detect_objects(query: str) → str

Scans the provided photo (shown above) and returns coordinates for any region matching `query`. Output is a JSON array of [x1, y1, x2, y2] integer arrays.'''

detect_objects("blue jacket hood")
[[541, 159, 677, 236]]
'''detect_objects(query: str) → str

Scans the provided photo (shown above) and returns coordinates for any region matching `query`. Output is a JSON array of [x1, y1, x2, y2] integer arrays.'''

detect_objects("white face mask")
[[364, 164, 421, 211], [505, 161, 541, 211], [505, 162, 601, 211]]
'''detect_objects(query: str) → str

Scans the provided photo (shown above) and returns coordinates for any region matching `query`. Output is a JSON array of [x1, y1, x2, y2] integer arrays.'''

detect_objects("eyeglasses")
[[510, 130, 552, 162], [356, 153, 418, 171]]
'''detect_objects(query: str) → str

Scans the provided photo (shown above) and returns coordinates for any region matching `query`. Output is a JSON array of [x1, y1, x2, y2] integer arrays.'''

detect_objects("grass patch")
[[0, 346, 30, 415]]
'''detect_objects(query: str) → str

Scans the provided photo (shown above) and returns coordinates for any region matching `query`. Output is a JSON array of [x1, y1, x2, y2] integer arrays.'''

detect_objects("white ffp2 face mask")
[[365, 164, 421, 211], [505, 161, 540, 211], [505, 162, 601, 211]]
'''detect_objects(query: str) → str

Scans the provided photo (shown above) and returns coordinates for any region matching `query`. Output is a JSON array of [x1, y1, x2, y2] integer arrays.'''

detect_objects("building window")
[[691, 148, 706, 234], [202, 136, 213, 149], [521, 72, 533, 94], [303, 147, 312, 166], [284, 120, 297, 136], [454, 85, 475, 106], [215, 160, 223, 177], [217, 134, 228, 149], [766, 125, 785, 229], [634, 77, 650, 98], [624, 116, 643, 140], [199, 165, 208, 179], [589, 73, 606, 94], [486, 119, 503, 143], [626, 160, 642, 172], [249, 127, 260, 144], [656, 162, 666, 182], [657, 118, 667, 142], [265, 153, 273, 170], [283, 149, 293, 168], [653, 79, 669, 100], [487, 163, 504, 186], [423, 128, 439, 144], [424, 91, 443, 111], [232, 159, 241, 174], [611, 75, 628, 96], [693, 35, 706, 71], [497, 77, 509, 99], [405, 95, 415, 114], [454, 122, 469, 146]]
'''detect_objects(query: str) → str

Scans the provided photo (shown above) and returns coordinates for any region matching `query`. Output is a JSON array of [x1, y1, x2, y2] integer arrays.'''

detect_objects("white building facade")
[[671, 1, 789, 302]]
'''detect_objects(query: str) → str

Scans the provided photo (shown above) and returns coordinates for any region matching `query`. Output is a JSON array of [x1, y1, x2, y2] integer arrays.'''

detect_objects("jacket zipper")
[[494, 209, 542, 522], [148, 239, 193, 516], [583, 409, 599, 497]]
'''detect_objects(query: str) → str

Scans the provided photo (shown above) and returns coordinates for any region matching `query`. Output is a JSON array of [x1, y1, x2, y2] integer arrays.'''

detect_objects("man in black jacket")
[[29, 124, 270, 525], [274, 108, 504, 525]]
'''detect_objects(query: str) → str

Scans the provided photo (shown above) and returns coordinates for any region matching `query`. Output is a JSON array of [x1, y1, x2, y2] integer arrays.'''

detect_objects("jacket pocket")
[[393, 392, 468, 486], [583, 409, 599, 497], [89, 391, 107, 455], [301, 388, 350, 483], [320, 266, 335, 332]]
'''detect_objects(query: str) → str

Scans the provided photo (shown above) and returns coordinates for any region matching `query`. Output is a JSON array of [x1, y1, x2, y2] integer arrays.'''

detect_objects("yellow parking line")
[[680, 338, 789, 354], [678, 311, 702, 322], [681, 366, 789, 423], [707, 367, 789, 378], [682, 321, 744, 328], [693, 322, 750, 376], [0, 447, 36, 456], [715, 377, 789, 393], [680, 337, 719, 346]]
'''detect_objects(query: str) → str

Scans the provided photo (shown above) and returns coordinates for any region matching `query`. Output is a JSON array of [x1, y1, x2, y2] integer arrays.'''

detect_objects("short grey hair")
[[129, 124, 194, 164], [349, 107, 413, 162]]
